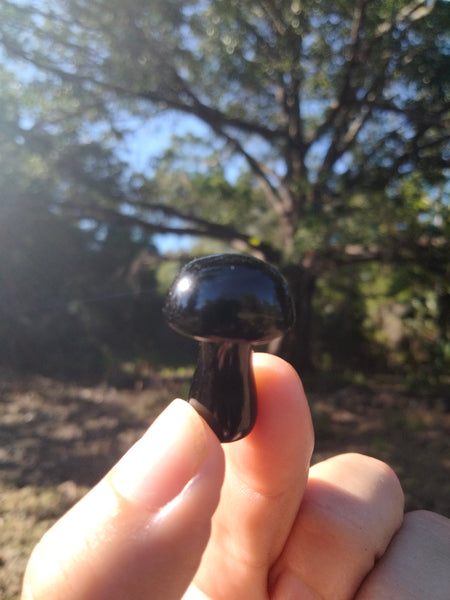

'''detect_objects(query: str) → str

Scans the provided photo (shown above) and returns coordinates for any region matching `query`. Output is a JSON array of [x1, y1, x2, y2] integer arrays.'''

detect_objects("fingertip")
[[310, 453, 405, 526], [253, 352, 305, 392], [224, 353, 314, 495], [109, 399, 216, 511], [251, 352, 313, 450]]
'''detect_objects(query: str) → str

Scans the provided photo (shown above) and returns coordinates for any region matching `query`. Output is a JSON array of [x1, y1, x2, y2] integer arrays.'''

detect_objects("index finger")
[[189, 352, 314, 599], [225, 352, 314, 495]]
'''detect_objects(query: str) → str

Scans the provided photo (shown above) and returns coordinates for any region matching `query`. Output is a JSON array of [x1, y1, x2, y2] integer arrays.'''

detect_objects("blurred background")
[[0, 1, 449, 597]]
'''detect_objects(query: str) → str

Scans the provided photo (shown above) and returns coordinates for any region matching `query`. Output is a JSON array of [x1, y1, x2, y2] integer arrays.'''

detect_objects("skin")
[[22, 353, 450, 600]]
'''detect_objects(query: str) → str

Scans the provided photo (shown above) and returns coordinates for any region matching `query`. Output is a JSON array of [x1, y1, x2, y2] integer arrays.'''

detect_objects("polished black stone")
[[189, 341, 256, 442], [164, 254, 294, 442], [164, 254, 294, 343]]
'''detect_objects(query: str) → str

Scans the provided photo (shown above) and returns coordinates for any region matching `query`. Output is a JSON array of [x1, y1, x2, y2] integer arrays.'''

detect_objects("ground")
[[1, 372, 449, 599]]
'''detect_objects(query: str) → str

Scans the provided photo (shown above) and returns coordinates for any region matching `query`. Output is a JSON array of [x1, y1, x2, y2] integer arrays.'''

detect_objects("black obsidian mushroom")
[[164, 254, 294, 442]]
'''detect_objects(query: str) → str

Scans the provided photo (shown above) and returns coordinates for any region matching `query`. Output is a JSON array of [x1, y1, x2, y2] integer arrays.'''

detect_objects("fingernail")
[[110, 399, 208, 511]]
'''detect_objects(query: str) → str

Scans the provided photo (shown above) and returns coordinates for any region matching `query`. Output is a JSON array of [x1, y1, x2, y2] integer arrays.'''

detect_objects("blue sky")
[[117, 112, 210, 253]]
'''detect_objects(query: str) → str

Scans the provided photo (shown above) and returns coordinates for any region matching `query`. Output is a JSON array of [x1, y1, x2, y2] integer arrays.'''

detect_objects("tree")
[[0, 0, 448, 373], [0, 67, 168, 375]]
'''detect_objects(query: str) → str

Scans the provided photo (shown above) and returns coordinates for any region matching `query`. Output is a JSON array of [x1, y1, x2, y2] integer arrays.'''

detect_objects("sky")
[[118, 112, 211, 254]]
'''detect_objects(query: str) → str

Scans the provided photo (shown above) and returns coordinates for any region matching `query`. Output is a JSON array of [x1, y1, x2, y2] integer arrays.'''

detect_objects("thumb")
[[22, 399, 225, 600]]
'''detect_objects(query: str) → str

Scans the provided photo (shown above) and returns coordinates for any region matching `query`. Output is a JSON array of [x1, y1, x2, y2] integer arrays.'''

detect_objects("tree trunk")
[[269, 264, 317, 374]]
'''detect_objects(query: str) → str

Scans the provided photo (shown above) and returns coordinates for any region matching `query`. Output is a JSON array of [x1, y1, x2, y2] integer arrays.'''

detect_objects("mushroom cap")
[[164, 254, 295, 343]]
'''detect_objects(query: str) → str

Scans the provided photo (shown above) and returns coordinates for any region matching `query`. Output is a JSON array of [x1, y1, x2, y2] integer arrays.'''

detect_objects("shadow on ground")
[[0, 375, 176, 488]]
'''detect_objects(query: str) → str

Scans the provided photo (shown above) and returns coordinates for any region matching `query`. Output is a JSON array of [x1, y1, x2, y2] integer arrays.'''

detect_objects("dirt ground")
[[1, 373, 449, 599]]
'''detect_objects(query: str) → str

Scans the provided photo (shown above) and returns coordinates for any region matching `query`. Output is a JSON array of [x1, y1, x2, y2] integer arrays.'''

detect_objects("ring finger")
[[269, 453, 405, 600]]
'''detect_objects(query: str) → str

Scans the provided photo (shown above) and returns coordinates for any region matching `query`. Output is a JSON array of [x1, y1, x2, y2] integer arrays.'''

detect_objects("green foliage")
[[0, 67, 170, 376], [0, 0, 448, 378], [314, 267, 387, 373]]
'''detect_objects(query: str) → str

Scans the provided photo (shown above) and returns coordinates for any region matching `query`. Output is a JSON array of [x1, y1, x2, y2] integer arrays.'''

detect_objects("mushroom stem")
[[188, 341, 257, 443]]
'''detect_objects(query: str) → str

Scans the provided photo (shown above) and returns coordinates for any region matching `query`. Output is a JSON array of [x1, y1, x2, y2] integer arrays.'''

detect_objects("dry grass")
[[1, 374, 449, 599]]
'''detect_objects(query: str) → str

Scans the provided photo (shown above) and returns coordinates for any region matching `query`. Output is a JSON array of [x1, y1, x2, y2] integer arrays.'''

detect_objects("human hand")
[[22, 354, 450, 599]]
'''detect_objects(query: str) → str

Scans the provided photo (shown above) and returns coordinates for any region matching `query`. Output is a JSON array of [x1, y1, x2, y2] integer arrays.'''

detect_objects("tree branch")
[[61, 200, 282, 263], [309, 0, 439, 160], [256, 0, 288, 37], [368, 100, 450, 129], [375, 0, 437, 37], [125, 199, 257, 243], [309, 0, 369, 149], [0, 21, 285, 146], [321, 234, 449, 276]]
